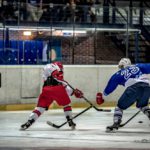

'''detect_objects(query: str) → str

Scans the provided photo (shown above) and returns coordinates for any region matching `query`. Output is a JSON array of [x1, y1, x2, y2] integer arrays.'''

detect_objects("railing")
[[0, 3, 149, 64]]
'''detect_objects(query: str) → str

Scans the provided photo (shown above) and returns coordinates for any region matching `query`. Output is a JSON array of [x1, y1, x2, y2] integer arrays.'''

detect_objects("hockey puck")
[[138, 121, 143, 123]]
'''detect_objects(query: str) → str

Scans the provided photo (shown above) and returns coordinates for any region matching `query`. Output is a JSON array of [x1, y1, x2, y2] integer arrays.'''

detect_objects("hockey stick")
[[82, 96, 111, 112], [119, 102, 150, 128], [119, 110, 141, 127], [65, 83, 111, 112], [47, 105, 93, 129]]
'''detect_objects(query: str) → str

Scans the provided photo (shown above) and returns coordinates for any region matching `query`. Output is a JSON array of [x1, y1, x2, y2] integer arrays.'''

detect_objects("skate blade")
[[19, 127, 26, 131], [19, 125, 28, 131], [105, 128, 117, 133], [71, 126, 76, 130]]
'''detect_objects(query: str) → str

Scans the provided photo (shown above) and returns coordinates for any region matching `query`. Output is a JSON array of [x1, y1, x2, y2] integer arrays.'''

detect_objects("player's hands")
[[73, 88, 83, 98], [96, 92, 104, 105]]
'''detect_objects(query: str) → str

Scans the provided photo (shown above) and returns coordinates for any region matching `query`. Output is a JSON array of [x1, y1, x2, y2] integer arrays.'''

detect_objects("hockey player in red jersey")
[[20, 61, 83, 130]]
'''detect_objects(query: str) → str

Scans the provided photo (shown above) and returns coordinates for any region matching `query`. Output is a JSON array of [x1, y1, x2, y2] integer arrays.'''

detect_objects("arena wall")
[[0, 65, 149, 110]]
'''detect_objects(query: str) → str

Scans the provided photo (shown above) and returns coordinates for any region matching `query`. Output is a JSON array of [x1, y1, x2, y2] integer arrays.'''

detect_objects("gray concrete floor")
[[0, 107, 150, 150]]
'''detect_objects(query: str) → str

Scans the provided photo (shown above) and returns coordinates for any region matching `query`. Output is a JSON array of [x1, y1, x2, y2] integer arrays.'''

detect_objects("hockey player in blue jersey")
[[96, 58, 150, 132]]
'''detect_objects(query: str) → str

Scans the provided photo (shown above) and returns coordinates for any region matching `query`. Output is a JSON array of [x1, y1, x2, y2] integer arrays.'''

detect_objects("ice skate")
[[20, 119, 35, 130], [66, 116, 76, 130], [145, 109, 150, 120], [68, 120, 76, 130], [106, 122, 120, 132]]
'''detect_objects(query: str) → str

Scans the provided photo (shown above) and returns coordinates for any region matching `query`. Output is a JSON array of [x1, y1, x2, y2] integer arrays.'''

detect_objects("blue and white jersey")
[[103, 63, 150, 96]]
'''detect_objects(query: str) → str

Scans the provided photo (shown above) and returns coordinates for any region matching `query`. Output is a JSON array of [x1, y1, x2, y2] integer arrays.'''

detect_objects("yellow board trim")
[[0, 101, 146, 111]]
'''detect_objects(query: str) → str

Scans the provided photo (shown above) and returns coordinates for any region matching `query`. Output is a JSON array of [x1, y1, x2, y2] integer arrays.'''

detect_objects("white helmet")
[[118, 58, 131, 69]]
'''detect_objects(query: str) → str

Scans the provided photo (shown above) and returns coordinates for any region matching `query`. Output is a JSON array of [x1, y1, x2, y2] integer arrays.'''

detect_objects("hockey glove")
[[73, 89, 83, 98], [96, 92, 104, 105]]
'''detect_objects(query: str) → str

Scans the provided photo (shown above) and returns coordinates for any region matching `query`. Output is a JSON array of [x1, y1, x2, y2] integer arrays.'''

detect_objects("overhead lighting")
[[62, 30, 86, 34], [62, 30, 87, 36], [23, 31, 32, 36], [0, 26, 55, 31]]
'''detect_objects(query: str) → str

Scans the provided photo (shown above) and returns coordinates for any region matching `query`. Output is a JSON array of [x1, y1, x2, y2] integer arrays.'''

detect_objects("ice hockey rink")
[[0, 107, 150, 150]]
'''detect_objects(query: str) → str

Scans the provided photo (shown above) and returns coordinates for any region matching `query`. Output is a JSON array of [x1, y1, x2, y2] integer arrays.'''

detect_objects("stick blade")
[[119, 124, 124, 127], [94, 107, 111, 112], [101, 109, 111, 112], [47, 121, 60, 128]]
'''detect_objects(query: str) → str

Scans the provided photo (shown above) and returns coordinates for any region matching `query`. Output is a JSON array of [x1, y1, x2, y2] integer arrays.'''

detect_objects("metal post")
[[23, 41, 25, 64], [0, 73, 1, 88], [139, 1, 143, 25], [112, 0, 116, 24], [134, 31, 139, 63], [94, 24, 97, 64], [72, 11, 75, 64], [126, 7, 129, 57], [49, 13, 53, 63], [17, 0, 20, 64], [103, 0, 109, 24], [129, 0, 133, 26]]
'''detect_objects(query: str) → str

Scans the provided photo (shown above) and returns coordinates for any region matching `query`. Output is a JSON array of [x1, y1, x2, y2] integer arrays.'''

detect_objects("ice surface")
[[0, 108, 150, 150]]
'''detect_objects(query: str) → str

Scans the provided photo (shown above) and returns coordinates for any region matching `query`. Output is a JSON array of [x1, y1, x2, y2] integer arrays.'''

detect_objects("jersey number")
[[121, 66, 139, 80]]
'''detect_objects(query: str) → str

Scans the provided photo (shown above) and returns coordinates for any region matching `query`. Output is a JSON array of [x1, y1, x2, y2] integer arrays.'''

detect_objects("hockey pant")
[[114, 82, 150, 123], [28, 85, 73, 121]]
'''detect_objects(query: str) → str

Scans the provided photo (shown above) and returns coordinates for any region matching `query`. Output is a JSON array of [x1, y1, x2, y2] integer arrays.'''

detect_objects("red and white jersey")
[[54, 77, 74, 96], [42, 63, 60, 81], [42, 63, 74, 96]]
